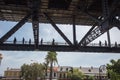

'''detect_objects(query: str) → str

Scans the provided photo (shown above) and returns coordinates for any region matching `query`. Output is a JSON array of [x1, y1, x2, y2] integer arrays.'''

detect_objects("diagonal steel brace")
[[44, 12, 73, 45], [0, 13, 31, 43]]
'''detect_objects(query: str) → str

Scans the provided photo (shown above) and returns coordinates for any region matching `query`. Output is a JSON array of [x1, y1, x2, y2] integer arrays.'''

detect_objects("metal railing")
[[3, 41, 68, 45], [3, 41, 120, 47]]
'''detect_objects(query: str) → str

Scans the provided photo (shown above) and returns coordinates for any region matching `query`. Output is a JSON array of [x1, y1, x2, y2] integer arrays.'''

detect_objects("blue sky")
[[0, 21, 120, 75]]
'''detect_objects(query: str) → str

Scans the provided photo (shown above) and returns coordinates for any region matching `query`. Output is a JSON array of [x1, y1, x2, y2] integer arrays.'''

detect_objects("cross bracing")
[[0, 0, 119, 52]]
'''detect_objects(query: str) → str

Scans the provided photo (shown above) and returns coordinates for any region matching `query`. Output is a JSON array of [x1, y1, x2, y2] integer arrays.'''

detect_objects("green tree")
[[67, 68, 85, 80], [107, 59, 120, 80], [45, 51, 58, 80], [87, 76, 95, 80], [20, 63, 44, 80], [20, 64, 31, 80]]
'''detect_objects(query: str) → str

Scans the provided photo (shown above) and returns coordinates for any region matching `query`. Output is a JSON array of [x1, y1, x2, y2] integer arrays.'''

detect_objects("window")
[[88, 69, 91, 72], [66, 68, 68, 71], [63, 73, 66, 78], [54, 72, 56, 77], [60, 67, 63, 71], [45, 73, 47, 76], [59, 73, 62, 78]]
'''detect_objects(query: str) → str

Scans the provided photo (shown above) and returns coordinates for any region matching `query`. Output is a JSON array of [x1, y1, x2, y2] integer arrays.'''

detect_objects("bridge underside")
[[0, 0, 120, 52], [0, 44, 120, 53]]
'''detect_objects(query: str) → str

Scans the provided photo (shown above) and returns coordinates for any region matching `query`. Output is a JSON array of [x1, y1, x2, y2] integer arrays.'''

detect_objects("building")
[[45, 67, 58, 80], [3, 66, 107, 80], [3, 68, 21, 80], [78, 66, 107, 80], [45, 66, 72, 80], [56, 66, 72, 80]]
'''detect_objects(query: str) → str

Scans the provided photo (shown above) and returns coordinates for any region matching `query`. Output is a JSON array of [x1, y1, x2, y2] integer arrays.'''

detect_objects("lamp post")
[[99, 65, 106, 80], [0, 53, 3, 65]]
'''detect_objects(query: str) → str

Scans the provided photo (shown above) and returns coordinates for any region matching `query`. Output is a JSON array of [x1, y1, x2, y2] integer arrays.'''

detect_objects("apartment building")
[[78, 66, 107, 80], [3, 68, 21, 80], [3, 66, 107, 80], [45, 66, 72, 80]]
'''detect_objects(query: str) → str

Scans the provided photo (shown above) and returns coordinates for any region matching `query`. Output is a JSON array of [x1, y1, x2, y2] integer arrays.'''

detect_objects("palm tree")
[[45, 51, 58, 80], [43, 60, 49, 79]]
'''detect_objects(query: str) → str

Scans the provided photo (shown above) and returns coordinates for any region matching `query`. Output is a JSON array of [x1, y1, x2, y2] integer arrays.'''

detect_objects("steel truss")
[[0, 0, 120, 52], [79, 0, 120, 46]]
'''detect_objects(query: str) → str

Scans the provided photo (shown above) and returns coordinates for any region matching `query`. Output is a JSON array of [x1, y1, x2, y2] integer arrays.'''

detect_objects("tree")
[[67, 68, 85, 80], [20, 64, 30, 80], [20, 63, 44, 80], [45, 51, 58, 80], [87, 76, 95, 80], [43, 61, 49, 77], [107, 59, 120, 74], [107, 59, 120, 80]]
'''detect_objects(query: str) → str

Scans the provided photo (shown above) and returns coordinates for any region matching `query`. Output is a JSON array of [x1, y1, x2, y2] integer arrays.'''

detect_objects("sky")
[[0, 21, 120, 76]]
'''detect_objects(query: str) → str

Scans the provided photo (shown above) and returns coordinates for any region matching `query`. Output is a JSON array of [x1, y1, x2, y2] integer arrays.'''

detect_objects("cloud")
[[0, 21, 120, 76], [57, 52, 120, 67], [0, 21, 34, 42], [8, 23, 34, 41], [40, 24, 62, 41], [0, 51, 47, 75], [109, 27, 120, 43], [0, 21, 16, 38]]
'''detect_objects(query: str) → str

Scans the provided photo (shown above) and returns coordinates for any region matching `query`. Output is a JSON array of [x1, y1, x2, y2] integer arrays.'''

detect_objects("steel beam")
[[0, 13, 31, 43], [79, 0, 115, 46], [73, 15, 76, 45], [44, 13, 73, 45], [107, 31, 111, 47], [101, 0, 110, 28], [0, 44, 120, 53], [79, 24, 113, 46], [112, 10, 120, 28], [83, 11, 101, 24], [102, 0, 111, 47], [117, 27, 120, 30], [115, 18, 120, 27], [114, 18, 120, 28], [31, 0, 40, 49], [79, 23, 96, 46], [110, 0, 119, 10], [32, 15, 39, 49]]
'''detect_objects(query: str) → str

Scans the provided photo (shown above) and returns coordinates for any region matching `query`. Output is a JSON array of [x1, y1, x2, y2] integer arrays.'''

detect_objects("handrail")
[[2, 41, 120, 47]]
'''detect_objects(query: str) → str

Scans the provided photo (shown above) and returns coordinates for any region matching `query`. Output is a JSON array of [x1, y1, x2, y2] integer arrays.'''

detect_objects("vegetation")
[[86, 76, 95, 80], [67, 68, 85, 80], [20, 63, 44, 80], [45, 51, 58, 80], [21, 52, 120, 80], [20, 51, 58, 80], [107, 59, 120, 80]]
